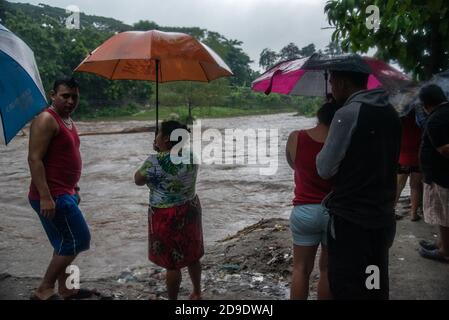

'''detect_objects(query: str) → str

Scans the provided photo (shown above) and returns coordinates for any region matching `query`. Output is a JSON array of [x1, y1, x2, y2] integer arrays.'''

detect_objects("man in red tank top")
[[27, 77, 94, 300]]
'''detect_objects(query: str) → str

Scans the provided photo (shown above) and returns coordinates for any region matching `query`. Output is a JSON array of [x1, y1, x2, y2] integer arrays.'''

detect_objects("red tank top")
[[29, 108, 82, 200], [293, 130, 332, 205], [399, 113, 422, 167]]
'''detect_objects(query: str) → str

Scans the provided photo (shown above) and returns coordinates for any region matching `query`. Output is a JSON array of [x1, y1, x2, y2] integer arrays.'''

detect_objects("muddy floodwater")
[[0, 113, 410, 279]]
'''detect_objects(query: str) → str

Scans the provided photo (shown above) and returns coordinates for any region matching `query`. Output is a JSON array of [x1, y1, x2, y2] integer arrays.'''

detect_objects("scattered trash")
[[267, 256, 279, 265], [220, 264, 241, 273]]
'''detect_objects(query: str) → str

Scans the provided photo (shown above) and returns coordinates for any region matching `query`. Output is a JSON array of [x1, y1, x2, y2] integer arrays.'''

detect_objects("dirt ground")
[[1, 199, 448, 300]]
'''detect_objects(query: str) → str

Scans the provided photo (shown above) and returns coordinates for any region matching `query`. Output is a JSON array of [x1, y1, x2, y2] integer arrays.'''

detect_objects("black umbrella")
[[302, 53, 373, 73], [388, 69, 449, 128], [303, 53, 412, 94]]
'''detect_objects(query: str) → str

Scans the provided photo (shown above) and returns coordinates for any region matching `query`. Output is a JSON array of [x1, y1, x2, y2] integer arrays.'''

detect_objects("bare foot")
[[189, 292, 202, 300], [32, 288, 59, 300]]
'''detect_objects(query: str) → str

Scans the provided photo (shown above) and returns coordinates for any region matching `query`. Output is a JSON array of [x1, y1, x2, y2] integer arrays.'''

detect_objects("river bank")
[[1, 199, 449, 300]]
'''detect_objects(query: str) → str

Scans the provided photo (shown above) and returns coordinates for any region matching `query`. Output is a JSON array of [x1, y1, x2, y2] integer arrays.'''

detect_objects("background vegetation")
[[1, 0, 324, 121]]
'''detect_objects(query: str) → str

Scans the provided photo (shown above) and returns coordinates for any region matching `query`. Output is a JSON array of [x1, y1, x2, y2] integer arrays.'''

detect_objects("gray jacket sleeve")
[[316, 102, 361, 179]]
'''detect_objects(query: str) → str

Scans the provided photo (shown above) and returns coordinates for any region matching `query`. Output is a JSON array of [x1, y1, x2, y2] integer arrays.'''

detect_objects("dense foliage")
[[325, 0, 449, 80], [1, 0, 322, 119]]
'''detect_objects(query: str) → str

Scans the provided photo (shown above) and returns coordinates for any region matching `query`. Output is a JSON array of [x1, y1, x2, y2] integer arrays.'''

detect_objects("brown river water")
[[0, 113, 409, 279]]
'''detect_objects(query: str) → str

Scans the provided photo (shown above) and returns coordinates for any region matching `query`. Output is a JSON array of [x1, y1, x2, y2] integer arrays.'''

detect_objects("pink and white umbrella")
[[251, 54, 411, 97]]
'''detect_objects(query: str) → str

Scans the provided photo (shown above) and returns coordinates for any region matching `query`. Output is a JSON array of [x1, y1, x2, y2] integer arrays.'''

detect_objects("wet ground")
[[1, 202, 448, 300]]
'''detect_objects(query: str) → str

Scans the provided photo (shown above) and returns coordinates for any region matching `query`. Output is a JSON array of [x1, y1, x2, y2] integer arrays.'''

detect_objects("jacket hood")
[[345, 88, 390, 108]]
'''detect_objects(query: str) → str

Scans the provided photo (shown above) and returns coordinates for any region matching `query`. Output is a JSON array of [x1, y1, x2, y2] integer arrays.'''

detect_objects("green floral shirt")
[[139, 151, 198, 208]]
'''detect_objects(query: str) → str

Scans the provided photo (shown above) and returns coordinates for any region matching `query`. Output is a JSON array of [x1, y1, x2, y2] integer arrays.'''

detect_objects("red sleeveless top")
[[399, 113, 422, 167], [29, 108, 82, 200], [293, 130, 332, 205]]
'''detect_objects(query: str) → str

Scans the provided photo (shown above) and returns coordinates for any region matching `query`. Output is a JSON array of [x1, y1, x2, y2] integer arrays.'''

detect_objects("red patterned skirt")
[[148, 196, 204, 269]]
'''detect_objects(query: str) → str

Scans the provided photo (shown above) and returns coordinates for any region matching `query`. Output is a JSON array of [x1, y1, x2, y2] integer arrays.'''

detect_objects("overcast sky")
[[9, 0, 334, 70]]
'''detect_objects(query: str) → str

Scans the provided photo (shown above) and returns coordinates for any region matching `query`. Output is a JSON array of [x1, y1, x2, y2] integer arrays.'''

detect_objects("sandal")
[[63, 288, 99, 300], [419, 240, 438, 251], [419, 247, 449, 263]]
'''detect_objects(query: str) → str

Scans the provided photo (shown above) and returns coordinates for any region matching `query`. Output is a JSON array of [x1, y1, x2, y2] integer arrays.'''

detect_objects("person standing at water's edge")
[[316, 71, 401, 299], [286, 102, 337, 300], [28, 77, 95, 300], [134, 121, 204, 300]]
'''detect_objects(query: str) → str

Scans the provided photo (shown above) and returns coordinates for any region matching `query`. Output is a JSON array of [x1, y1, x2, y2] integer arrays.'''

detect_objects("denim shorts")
[[289, 204, 329, 246], [29, 194, 91, 256]]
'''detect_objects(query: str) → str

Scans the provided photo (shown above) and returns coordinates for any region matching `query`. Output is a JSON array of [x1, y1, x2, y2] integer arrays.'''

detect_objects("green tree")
[[3, 0, 258, 116], [132, 20, 159, 30], [325, 0, 449, 80], [224, 39, 252, 86], [259, 48, 278, 71], [324, 40, 343, 56], [279, 42, 301, 61], [0, 0, 6, 22], [203, 32, 252, 86], [299, 43, 316, 57]]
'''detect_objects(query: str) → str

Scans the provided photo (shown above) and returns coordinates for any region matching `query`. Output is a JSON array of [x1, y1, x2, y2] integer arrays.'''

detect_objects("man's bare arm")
[[28, 112, 58, 218]]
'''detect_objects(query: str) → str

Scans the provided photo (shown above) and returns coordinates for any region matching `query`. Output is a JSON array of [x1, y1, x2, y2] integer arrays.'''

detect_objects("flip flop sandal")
[[64, 288, 99, 300], [419, 247, 449, 263], [419, 240, 438, 251]]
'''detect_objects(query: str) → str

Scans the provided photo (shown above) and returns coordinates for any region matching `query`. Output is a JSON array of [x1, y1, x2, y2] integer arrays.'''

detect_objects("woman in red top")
[[396, 110, 423, 221], [286, 102, 336, 300]]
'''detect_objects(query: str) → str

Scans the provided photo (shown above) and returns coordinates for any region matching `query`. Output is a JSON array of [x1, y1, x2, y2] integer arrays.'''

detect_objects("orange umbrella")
[[74, 30, 233, 133]]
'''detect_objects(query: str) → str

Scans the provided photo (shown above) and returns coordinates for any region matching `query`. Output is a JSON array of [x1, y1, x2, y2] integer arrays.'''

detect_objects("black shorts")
[[397, 165, 421, 174], [327, 214, 396, 300]]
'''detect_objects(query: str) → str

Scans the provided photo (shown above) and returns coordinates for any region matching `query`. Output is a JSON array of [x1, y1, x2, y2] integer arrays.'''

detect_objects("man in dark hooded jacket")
[[317, 71, 401, 299]]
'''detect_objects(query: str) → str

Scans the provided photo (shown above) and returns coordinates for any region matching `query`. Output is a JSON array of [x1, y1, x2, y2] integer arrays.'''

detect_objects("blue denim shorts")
[[29, 194, 91, 256], [290, 204, 329, 246]]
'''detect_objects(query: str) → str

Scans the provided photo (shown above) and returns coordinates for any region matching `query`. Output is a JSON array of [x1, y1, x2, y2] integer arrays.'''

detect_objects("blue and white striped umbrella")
[[0, 24, 47, 145]]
